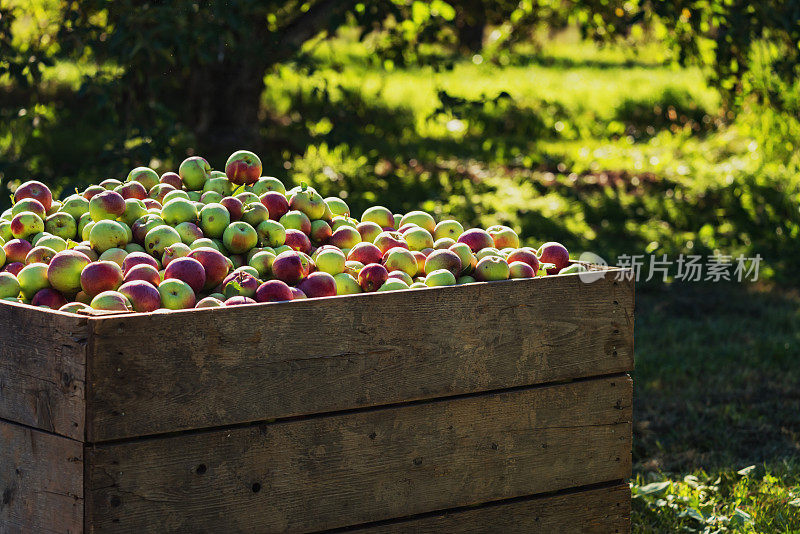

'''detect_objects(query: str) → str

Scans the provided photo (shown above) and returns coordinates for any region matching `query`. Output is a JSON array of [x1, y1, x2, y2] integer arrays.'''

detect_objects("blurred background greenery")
[[2, 1, 799, 531]]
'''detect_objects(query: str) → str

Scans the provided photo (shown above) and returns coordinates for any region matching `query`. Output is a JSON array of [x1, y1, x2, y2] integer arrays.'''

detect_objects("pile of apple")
[[0, 150, 579, 313]]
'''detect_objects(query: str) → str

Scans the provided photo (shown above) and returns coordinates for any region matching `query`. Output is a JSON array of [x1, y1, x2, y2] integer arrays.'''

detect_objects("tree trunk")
[[455, 0, 487, 54]]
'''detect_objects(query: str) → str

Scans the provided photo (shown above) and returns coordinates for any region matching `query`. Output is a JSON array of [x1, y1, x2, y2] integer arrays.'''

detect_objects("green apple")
[[158, 279, 196, 309], [17, 263, 50, 299], [98, 248, 129, 268], [60, 194, 90, 220], [433, 219, 464, 241], [127, 167, 160, 191], [189, 238, 219, 251], [249, 176, 285, 196], [43, 212, 76, 241], [161, 198, 198, 226], [324, 197, 350, 217], [179, 156, 211, 191], [457, 275, 476, 284], [333, 272, 361, 295], [400, 211, 435, 233], [199, 203, 231, 239], [144, 225, 182, 257], [10, 212, 44, 240], [90, 290, 133, 311], [315, 247, 346, 275], [409, 281, 427, 289], [403, 227, 434, 251], [474, 256, 510, 281], [162, 190, 190, 204], [242, 203, 269, 227], [223, 221, 258, 254], [477, 247, 503, 260], [361, 206, 394, 228], [200, 191, 223, 204], [0, 272, 21, 298], [120, 198, 148, 226], [175, 222, 203, 245], [378, 278, 409, 291], [425, 269, 456, 287], [256, 220, 286, 248], [203, 177, 234, 196], [89, 220, 129, 253], [248, 250, 276, 278], [37, 235, 68, 252]]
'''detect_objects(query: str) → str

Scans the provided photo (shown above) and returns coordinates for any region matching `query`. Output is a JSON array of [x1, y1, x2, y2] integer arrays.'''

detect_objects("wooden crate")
[[0, 268, 634, 533]]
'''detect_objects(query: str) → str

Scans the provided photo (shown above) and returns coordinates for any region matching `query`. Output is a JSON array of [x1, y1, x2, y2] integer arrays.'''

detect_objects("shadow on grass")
[[633, 282, 800, 474]]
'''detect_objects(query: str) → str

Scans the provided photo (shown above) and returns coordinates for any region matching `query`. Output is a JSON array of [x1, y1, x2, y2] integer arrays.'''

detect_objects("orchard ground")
[[3, 20, 800, 532]]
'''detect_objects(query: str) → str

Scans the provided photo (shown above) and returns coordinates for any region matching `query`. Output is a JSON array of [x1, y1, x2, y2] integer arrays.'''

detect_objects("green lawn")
[[633, 283, 800, 532]]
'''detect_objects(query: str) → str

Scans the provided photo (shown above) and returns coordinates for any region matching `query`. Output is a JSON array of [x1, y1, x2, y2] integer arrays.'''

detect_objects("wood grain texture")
[[86, 272, 634, 441], [352, 482, 631, 533], [0, 301, 88, 441], [0, 420, 84, 534], [85, 375, 632, 533]]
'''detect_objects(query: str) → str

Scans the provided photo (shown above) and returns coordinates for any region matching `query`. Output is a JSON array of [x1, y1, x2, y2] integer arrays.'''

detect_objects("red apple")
[[31, 288, 67, 309], [271, 250, 310, 285], [373, 231, 408, 255], [424, 249, 462, 276], [3, 262, 24, 276], [506, 247, 540, 272], [224, 296, 257, 306], [259, 192, 289, 221], [509, 261, 535, 278], [14, 181, 52, 212], [297, 271, 336, 298], [3, 239, 33, 264], [255, 280, 294, 303], [284, 229, 312, 253], [347, 242, 382, 265], [225, 150, 262, 185], [329, 226, 361, 250], [80, 260, 124, 297], [537, 242, 570, 274], [309, 220, 332, 244], [160, 172, 183, 189], [118, 280, 161, 312], [220, 196, 244, 221], [123, 264, 161, 287], [222, 270, 260, 299], [189, 247, 229, 291], [164, 257, 206, 294], [457, 228, 495, 253], [122, 251, 160, 274], [356, 221, 383, 243], [290, 287, 307, 299], [358, 263, 388, 292], [82, 185, 106, 200], [116, 181, 148, 200]]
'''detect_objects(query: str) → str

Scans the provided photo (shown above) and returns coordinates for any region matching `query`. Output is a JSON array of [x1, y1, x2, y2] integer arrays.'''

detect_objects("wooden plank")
[[0, 301, 88, 441], [86, 272, 634, 441], [0, 420, 84, 534], [352, 482, 631, 533], [85, 375, 632, 533]]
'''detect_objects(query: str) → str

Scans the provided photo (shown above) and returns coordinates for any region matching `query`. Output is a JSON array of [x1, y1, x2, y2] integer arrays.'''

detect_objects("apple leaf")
[[232, 183, 246, 197], [300, 181, 308, 191], [9, 194, 15, 206], [66, 239, 79, 249]]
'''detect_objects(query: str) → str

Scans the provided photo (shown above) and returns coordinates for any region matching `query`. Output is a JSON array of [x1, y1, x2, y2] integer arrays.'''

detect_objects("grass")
[[632, 282, 800, 532]]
